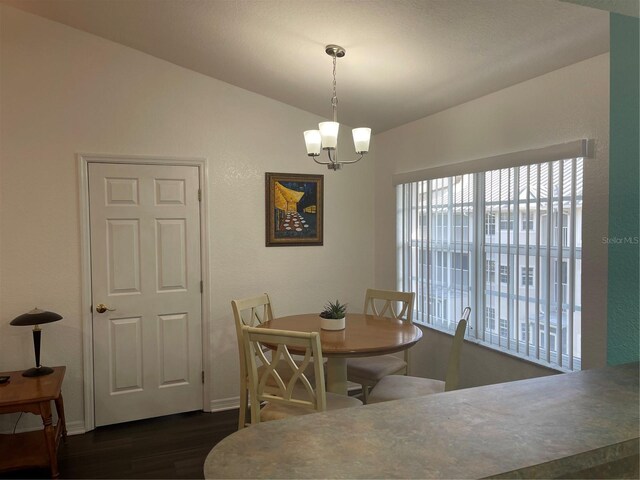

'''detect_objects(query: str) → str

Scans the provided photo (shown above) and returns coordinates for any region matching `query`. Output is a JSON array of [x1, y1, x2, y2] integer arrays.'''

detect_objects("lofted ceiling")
[[2, 0, 611, 133]]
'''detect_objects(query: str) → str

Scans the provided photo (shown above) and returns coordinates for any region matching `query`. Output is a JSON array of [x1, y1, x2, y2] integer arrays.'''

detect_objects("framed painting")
[[265, 172, 324, 247]]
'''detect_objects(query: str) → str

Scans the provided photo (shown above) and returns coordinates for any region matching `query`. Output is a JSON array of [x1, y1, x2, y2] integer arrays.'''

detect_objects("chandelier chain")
[[331, 54, 338, 118]]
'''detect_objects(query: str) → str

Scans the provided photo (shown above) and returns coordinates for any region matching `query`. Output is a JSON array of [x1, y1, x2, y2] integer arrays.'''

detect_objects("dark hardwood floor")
[[1, 410, 239, 479]]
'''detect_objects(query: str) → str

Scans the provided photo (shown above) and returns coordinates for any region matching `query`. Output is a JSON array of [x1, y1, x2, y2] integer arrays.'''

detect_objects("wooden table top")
[[0, 366, 66, 406], [259, 313, 422, 357]]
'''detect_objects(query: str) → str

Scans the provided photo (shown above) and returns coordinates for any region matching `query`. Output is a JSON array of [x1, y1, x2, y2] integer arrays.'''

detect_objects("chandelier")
[[303, 45, 371, 170]]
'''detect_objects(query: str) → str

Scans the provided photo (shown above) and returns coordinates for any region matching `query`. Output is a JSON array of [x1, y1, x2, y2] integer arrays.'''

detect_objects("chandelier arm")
[[312, 156, 332, 166], [334, 154, 364, 165], [327, 149, 341, 167]]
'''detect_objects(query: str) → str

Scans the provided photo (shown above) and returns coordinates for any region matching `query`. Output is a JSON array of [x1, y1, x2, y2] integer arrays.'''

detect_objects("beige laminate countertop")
[[204, 362, 639, 479]]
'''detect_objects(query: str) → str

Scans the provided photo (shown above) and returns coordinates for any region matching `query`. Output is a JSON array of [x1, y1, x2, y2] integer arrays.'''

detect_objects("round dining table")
[[258, 313, 423, 395]]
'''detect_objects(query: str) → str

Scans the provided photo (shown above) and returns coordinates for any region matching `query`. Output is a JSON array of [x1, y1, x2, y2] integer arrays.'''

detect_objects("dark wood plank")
[[1, 410, 238, 479]]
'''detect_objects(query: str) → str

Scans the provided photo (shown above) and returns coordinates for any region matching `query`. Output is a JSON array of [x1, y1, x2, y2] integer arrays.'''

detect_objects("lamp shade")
[[319, 121, 339, 149], [303, 130, 322, 156], [10, 308, 62, 326], [352, 128, 371, 154]]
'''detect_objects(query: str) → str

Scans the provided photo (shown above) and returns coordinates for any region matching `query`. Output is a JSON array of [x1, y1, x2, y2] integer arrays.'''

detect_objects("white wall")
[[0, 6, 374, 431], [374, 53, 609, 385]]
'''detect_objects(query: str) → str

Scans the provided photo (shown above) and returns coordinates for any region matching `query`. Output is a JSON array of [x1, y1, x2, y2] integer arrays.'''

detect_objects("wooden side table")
[[0, 366, 67, 478]]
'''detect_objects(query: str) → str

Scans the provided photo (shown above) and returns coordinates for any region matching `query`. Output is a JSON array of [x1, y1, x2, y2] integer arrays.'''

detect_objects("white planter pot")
[[320, 316, 345, 331]]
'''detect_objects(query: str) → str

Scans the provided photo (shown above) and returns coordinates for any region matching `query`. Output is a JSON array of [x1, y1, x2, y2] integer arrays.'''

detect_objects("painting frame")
[[265, 172, 324, 247]]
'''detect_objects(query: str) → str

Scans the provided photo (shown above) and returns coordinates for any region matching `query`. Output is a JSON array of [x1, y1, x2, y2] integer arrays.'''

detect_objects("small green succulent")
[[319, 300, 347, 319]]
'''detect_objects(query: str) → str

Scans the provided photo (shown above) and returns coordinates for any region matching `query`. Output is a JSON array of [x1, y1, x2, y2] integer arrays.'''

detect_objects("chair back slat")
[[232, 294, 273, 328], [364, 288, 414, 322]]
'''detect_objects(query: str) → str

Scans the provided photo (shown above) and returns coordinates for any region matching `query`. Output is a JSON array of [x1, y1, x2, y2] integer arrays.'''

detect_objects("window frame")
[[397, 155, 585, 373]]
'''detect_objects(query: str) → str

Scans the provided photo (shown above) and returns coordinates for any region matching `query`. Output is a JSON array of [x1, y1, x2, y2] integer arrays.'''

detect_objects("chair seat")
[[368, 375, 445, 404], [347, 355, 407, 383], [261, 392, 363, 422]]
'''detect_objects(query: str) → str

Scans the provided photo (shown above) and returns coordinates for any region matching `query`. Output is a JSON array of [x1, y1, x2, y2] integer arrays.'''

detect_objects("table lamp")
[[10, 308, 62, 377]]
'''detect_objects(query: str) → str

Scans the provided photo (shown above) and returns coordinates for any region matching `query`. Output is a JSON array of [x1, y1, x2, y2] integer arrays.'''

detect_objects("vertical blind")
[[398, 154, 585, 371]]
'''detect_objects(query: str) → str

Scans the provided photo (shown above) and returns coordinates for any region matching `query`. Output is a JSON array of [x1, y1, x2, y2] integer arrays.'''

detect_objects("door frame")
[[78, 153, 211, 432]]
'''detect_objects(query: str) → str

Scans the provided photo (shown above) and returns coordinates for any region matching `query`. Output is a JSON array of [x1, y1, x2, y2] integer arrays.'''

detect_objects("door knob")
[[95, 303, 116, 313]]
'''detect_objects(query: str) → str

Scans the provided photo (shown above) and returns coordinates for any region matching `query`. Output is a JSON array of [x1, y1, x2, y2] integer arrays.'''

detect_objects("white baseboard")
[[209, 396, 240, 412], [66, 420, 86, 435], [1, 419, 86, 436]]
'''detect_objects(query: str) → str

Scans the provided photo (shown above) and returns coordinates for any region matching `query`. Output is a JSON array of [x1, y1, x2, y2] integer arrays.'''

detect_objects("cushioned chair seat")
[[368, 307, 471, 405], [368, 375, 445, 404], [347, 355, 407, 383], [261, 392, 362, 421]]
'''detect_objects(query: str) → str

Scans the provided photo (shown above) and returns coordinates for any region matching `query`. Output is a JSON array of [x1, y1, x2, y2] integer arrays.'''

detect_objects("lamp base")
[[22, 366, 54, 377]]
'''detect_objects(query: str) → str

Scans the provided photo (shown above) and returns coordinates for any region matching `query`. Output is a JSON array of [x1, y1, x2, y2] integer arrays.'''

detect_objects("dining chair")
[[346, 288, 415, 403], [231, 294, 274, 430], [368, 306, 471, 404], [243, 326, 362, 424], [232, 293, 319, 429]]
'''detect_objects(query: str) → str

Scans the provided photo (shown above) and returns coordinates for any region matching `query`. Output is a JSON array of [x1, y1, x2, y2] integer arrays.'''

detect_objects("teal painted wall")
[[608, 13, 640, 365]]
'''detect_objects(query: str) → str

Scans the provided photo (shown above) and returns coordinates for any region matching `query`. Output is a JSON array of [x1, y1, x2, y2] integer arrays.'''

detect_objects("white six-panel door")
[[88, 163, 203, 426]]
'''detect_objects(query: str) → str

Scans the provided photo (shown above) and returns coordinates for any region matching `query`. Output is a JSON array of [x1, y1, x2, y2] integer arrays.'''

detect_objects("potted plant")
[[319, 300, 347, 331]]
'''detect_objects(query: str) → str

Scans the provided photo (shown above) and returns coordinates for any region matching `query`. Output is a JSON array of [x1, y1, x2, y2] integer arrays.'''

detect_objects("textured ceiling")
[[2, 0, 610, 133]]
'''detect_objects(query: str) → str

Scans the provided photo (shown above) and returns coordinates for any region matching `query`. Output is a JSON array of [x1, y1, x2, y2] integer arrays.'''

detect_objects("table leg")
[[54, 392, 67, 440], [40, 401, 60, 479], [325, 357, 347, 395]]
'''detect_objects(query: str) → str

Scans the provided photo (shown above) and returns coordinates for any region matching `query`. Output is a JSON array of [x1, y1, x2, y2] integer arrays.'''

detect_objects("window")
[[537, 324, 558, 352], [499, 216, 513, 231], [554, 260, 568, 304], [499, 318, 508, 338], [433, 250, 448, 286], [521, 266, 534, 286], [521, 213, 534, 231], [485, 213, 496, 235], [486, 259, 496, 283], [520, 321, 527, 342], [430, 298, 448, 323], [453, 252, 469, 288], [553, 212, 569, 247], [435, 251, 448, 267], [454, 213, 470, 240], [499, 265, 509, 284], [433, 212, 448, 242], [399, 157, 583, 371], [485, 307, 496, 331]]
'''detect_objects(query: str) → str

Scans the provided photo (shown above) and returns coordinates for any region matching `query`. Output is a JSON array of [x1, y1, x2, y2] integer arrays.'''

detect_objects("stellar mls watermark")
[[602, 236, 639, 244]]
